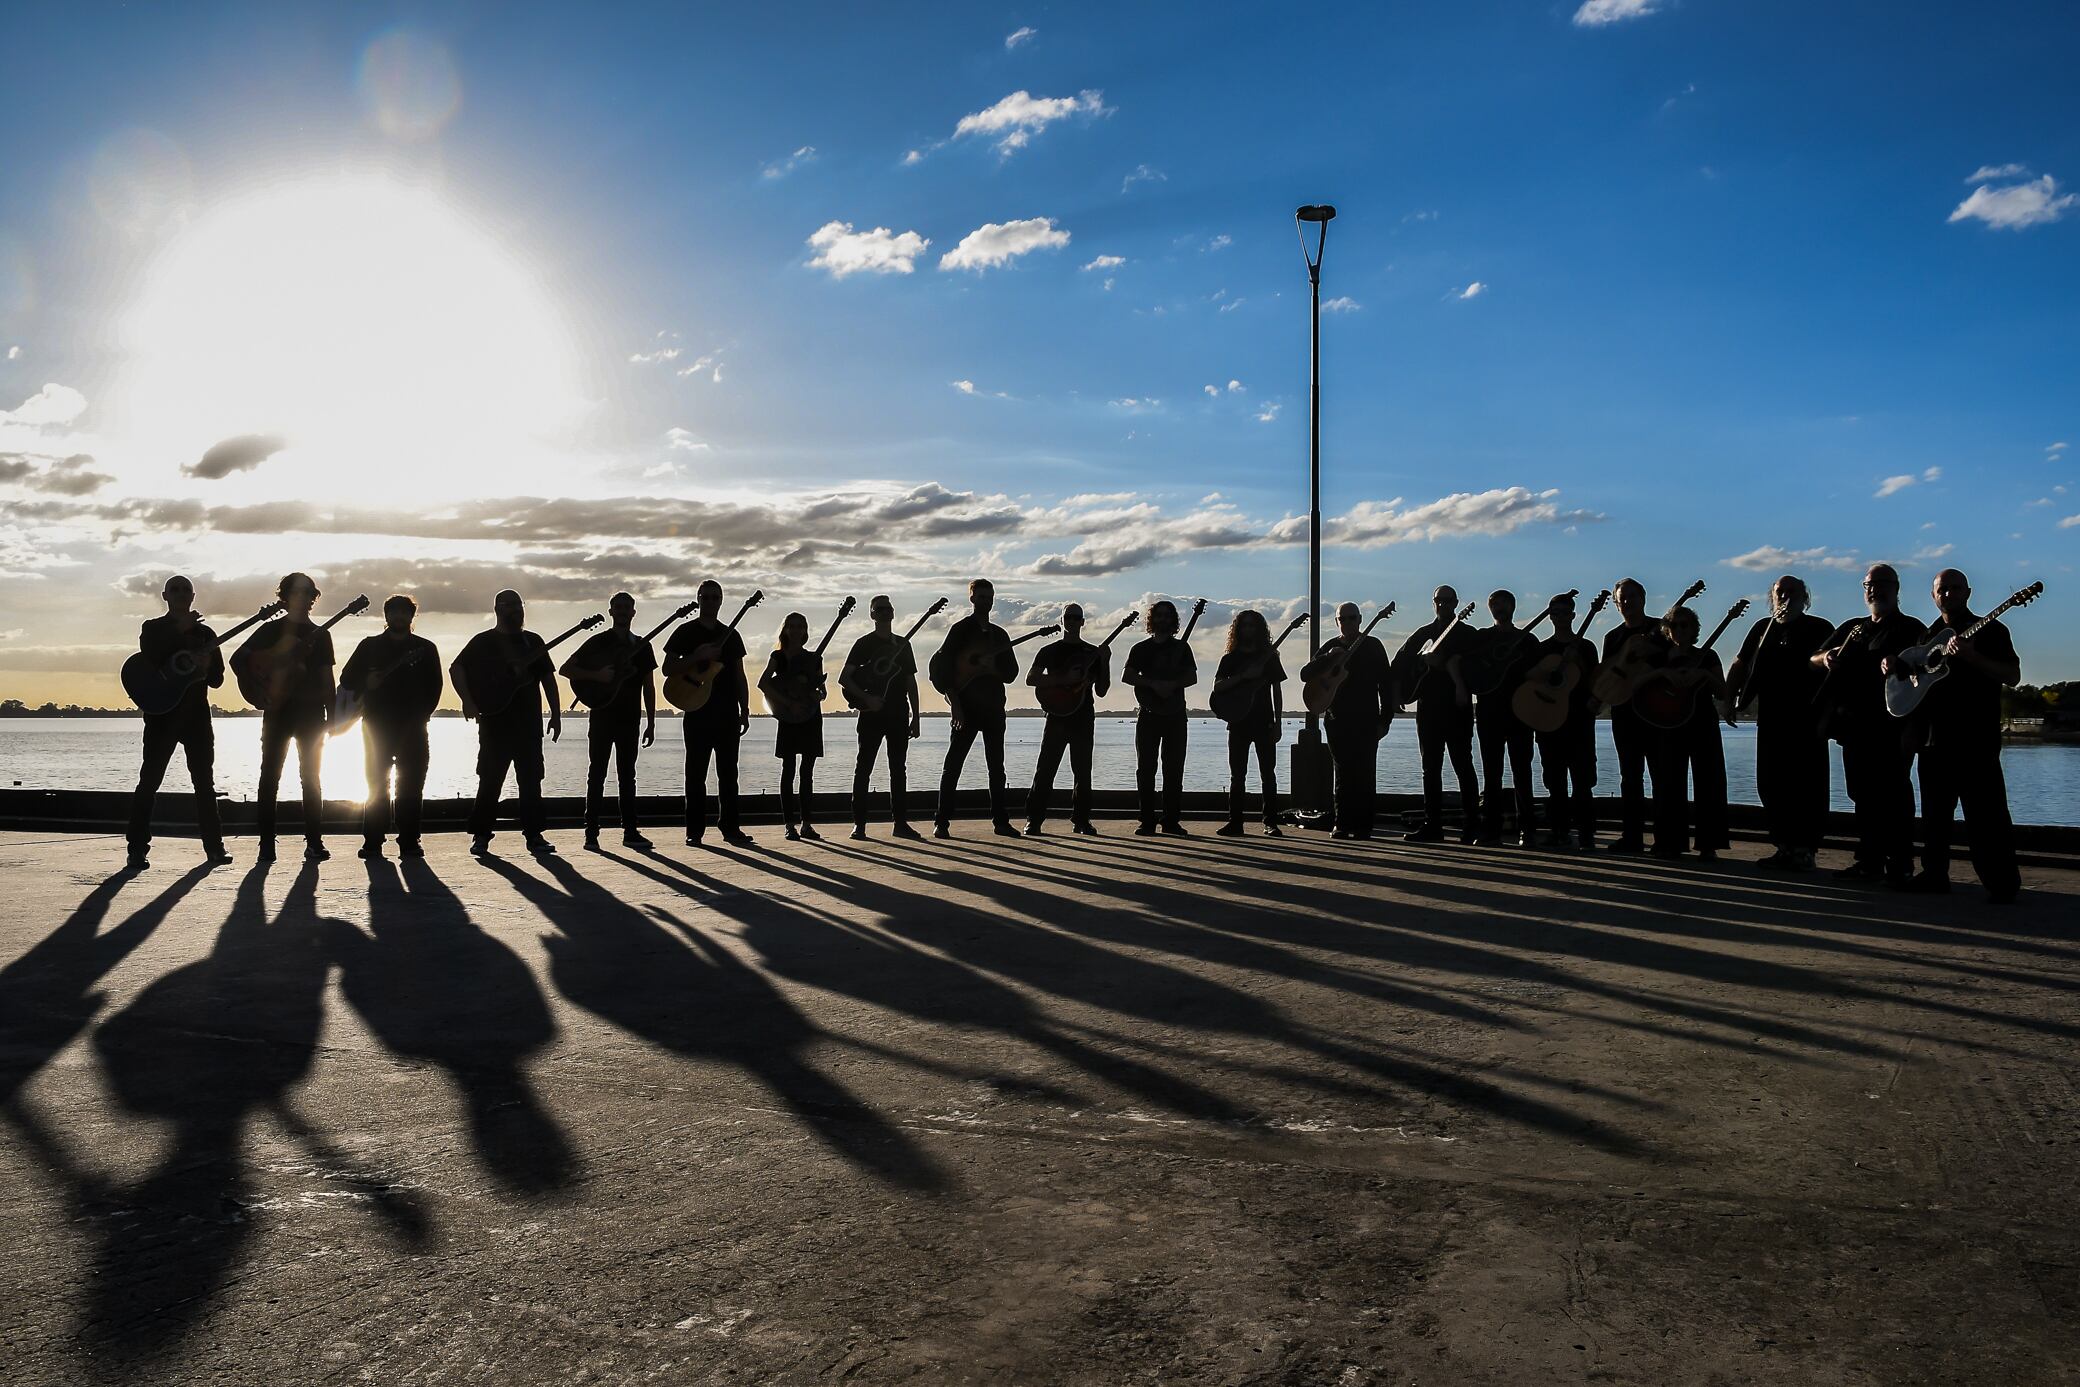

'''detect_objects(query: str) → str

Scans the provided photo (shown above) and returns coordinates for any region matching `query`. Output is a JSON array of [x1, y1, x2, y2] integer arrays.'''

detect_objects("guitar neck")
[[1702, 612, 1741, 652], [1007, 628, 1052, 649], [641, 606, 694, 643], [542, 619, 602, 654], [811, 606, 852, 658], [214, 609, 277, 648], [1178, 603, 1206, 644]]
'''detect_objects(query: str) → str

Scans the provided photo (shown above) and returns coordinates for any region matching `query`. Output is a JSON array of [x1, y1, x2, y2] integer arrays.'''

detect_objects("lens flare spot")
[[357, 29, 462, 142]]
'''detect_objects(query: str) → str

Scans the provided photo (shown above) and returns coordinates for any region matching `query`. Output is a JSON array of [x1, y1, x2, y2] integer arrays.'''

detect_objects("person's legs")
[[293, 721, 325, 847], [256, 713, 290, 842], [513, 734, 547, 838], [182, 721, 224, 853], [981, 723, 1009, 825], [1476, 710, 1507, 836], [1611, 707, 1650, 847], [937, 724, 977, 826], [853, 727, 881, 828], [584, 730, 611, 837], [1879, 743, 1917, 878], [614, 722, 638, 830], [799, 756, 818, 831], [1508, 722, 1537, 835], [1696, 721, 1728, 852], [126, 718, 181, 854], [1756, 721, 1790, 850], [713, 734, 742, 834], [1255, 734, 1279, 826], [1135, 719, 1160, 829], [1843, 738, 1880, 866], [1570, 722, 1599, 844], [1652, 732, 1687, 853], [683, 728, 714, 839], [395, 725, 427, 848], [780, 753, 800, 826], [364, 731, 393, 848], [1417, 714, 1446, 826], [1956, 748, 2019, 895], [1225, 729, 1250, 827], [1160, 716, 1187, 827], [1917, 747, 1958, 881], [1794, 726, 1829, 855], [1446, 714, 1481, 834], [470, 728, 512, 840], [1028, 718, 1069, 827], [886, 730, 910, 828], [1069, 722, 1094, 827]]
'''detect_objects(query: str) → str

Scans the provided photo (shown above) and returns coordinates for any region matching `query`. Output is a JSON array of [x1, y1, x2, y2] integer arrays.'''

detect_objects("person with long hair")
[[759, 611, 824, 840], [1210, 608, 1284, 836], [1122, 600, 1198, 835], [1649, 605, 1730, 860]]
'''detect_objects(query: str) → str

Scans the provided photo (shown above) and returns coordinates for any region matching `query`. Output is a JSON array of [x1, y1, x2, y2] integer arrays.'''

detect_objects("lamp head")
[[1295, 204, 1337, 223]]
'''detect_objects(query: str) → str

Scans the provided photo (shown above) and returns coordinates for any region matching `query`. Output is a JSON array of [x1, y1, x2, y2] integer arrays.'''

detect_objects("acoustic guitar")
[[766, 597, 858, 724], [330, 644, 435, 737], [1632, 598, 1749, 730], [1458, 590, 1578, 698], [1883, 581, 2043, 718], [466, 615, 605, 720], [1511, 589, 1611, 734], [121, 601, 283, 716], [235, 595, 369, 712], [1396, 602, 1476, 710], [1300, 602, 1395, 715], [1131, 597, 1207, 712], [662, 590, 765, 713], [1034, 612, 1137, 718], [1209, 614, 1309, 725], [567, 597, 698, 710], [1590, 579, 1704, 707], [843, 597, 948, 712]]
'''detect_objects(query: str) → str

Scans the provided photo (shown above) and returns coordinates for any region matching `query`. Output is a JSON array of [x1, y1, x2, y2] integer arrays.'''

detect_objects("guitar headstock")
[[923, 597, 950, 620], [744, 590, 765, 613], [2007, 581, 2045, 609], [1456, 602, 1476, 621], [579, 613, 606, 632], [1038, 623, 1062, 637], [1585, 589, 1612, 618], [837, 596, 858, 618], [1379, 601, 1396, 620], [1676, 580, 1706, 608], [255, 600, 286, 621], [671, 597, 700, 621], [1727, 598, 1751, 621], [1190, 597, 1208, 619]]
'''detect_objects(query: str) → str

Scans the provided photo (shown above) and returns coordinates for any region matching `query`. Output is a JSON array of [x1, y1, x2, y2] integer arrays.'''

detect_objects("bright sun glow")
[[122, 172, 581, 495]]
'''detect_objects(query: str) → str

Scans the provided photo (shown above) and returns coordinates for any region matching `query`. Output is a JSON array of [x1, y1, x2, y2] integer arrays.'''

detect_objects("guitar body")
[[122, 652, 207, 717], [472, 615, 605, 720], [1300, 665, 1347, 716], [1883, 647, 1949, 718], [1035, 675, 1092, 717], [662, 665, 723, 714], [237, 596, 369, 712], [1631, 677, 1700, 731], [1590, 632, 1664, 708], [768, 664, 827, 724], [1510, 663, 1580, 734], [1208, 670, 1266, 726]]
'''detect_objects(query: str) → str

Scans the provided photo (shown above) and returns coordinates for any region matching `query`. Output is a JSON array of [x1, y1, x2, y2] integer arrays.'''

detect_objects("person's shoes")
[[1134, 823, 1157, 837], [1263, 823, 1284, 838], [1024, 822, 1045, 837], [1606, 838, 1645, 855], [305, 841, 330, 862], [204, 845, 234, 867], [993, 821, 1020, 838], [784, 825, 800, 841], [257, 837, 277, 862], [1216, 821, 1246, 838], [933, 823, 952, 840], [1697, 848, 1719, 863], [1160, 821, 1189, 836], [1540, 831, 1568, 849], [1518, 830, 1539, 849], [1758, 847, 1796, 870], [1577, 833, 1597, 853], [1332, 829, 1356, 840], [1835, 860, 1882, 881], [721, 830, 754, 847], [526, 834, 557, 856], [684, 834, 704, 848], [1903, 870, 1951, 894], [1474, 831, 1504, 847], [124, 849, 150, 871], [799, 823, 822, 842], [1072, 821, 1099, 836], [1987, 886, 2019, 906], [1792, 849, 1818, 871], [470, 833, 492, 856], [358, 842, 384, 861], [398, 840, 424, 860], [623, 831, 653, 850], [1651, 845, 1683, 860], [851, 824, 869, 841], [1459, 824, 1482, 845], [1404, 825, 1444, 843], [583, 832, 603, 852], [892, 823, 924, 840]]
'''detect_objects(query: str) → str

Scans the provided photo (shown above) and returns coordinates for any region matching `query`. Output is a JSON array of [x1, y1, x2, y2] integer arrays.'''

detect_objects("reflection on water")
[[3, 717, 2077, 825]]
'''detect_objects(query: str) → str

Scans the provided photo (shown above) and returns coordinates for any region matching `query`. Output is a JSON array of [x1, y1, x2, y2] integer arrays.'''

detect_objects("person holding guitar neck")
[[1211, 609, 1286, 837], [1726, 575, 1835, 871], [1299, 602, 1393, 840], [1599, 577, 1667, 854], [339, 594, 443, 860], [928, 578, 1021, 838], [839, 594, 923, 839], [453, 588, 564, 856], [1463, 590, 1541, 847], [1024, 602, 1109, 836], [662, 580, 753, 847], [1812, 563, 1925, 885], [1906, 568, 2021, 902], [758, 612, 825, 841], [232, 572, 336, 861], [561, 591, 657, 852], [124, 575, 233, 870], [1122, 599, 1199, 835], [1530, 590, 1601, 850], [1648, 606, 1731, 860], [1391, 585, 1481, 844]]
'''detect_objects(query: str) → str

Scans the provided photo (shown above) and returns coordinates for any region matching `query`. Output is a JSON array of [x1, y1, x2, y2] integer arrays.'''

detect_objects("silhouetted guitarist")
[[1726, 574, 1834, 870], [1122, 600, 1197, 835], [1391, 585, 1479, 844], [662, 580, 752, 847], [1024, 602, 1109, 836], [1466, 590, 1540, 847], [1907, 567, 2021, 903], [125, 574, 232, 870], [561, 591, 657, 851], [1211, 609, 1285, 837], [231, 571, 334, 861], [1531, 591, 1600, 850], [1599, 577, 1664, 853], [929, 578, 1019, 837], [1299, 602, 1392, 840], [1811, 563, 1924, 884], [452, 588, 562, 856], [839, 594, 923, 839], [339, 593, 443, 860]]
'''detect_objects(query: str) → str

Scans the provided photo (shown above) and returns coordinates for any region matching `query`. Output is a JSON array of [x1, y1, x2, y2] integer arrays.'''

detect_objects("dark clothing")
[[664, 619, 748, 734], [1027, 717, 1094, 828], [853, 723, 911, 828], [843, 631, 918, 735], [1476, 700, 1537, 834], [1819, 612, 1926, 872], [1031, 636, 1112, 720], [1652, 653, 1729, 853], [1136, 713, 1188, 829], [1301, 634, 1393, 734], [780, 756, 817, 827], [930, 615, 1018, 727], [585, 719, 639, 836], [340, 632, 443, 731], [1123, 637, 1195, 719], [1915, 616, 2019, 890], [1732, 613, 1834, 851], [937, 723, 1008, 826], [1602, 621, 1667, 845], [127, 615, 225, 852], [1537, 717, 1597, 843], [456, 630, 553, 733], [470, 722, 547, 838], [1392, 617, 1475, 712], [233, 619, 335, 719], [257, 709, 325, 843], [565, 629, 653, 725], [1815, 612, 1928, 743], [1226, 727, 1279, 827], [1466, 625, 1540, 701], [1842, 736, 1916, 876], [1916, 619, 2015, 752], [364, 722, 429, 848], [764, 650, 826, 759], [1214, 649, 1286, 736], [683, 724, 741, 839], [1327, 721, 1380, 837], [1417, 701, 1480, 832]]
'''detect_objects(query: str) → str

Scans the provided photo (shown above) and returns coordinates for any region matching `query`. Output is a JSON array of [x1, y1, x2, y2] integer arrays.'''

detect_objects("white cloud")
[[955, 379, 978, 395], [1875, 474, 1918, 498], [629, 346, 681, 364], [2059, 514, 2080, 529], [1219, 298, 1244, 313], [1913, 543, 1955, 561], [1203, 385, 1219, 398], [953, 89, 1108, 155], [1322, 296, 1361, 313], [1108, 397, 1161, 411], [806, 220, 930, 277], [1101, 277, 1114, 292], [1967, 164, 2031, 184], [4, 347, 16, 361], [666, 427, 709, 452], [939, 216, 1070, 272], [1004, 25, 1037, 49], [1081, 254, 1124, 271], [1455, 282, 1487, 300], [1949, 174, 2078, 230], [1402, 209, 1439, 223], [2048, 440, 2069, 455], [1205, 234, 1232, 252], [675, 351, 724, 383], [1122, 164, 1166, 192], [760, 145, 817, 180], [1255, 402, 1282, 423], [1228, 380, 1244, 393], [901, 149, 924, 167], [1724, 545, 1863, 573], [0, 383, 87, 427], [951, 379, 1009, 399], [1573, 0, 1660, 25], [1922, 465, 1942, 482]]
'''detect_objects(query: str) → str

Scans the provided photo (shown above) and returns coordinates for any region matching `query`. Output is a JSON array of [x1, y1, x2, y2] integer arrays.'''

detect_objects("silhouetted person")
[[662, 579, 752, 847], [231, 571, 334, 861], [1211, 608, 1284, 836], [1814, 562, 1925, 883], [1122, 600, 1197, 835], [1726, 574, 1834, 870], [1300, 601, 1392, 839], [1649, 605, 1731, 860], [452, 588, 561, 856], [759, 611, 824, 840], [1531, 591, 1599, 850], [561, 591, 656, 851], [1465, 589, 1539, 846], [1906, 567, 2022, 903], [929, 578, 1019, 837], [838, 595, 923, 839], [125, 575, 232, 869], [1599, 576, 1664, 853], [339, 593, 442, 860], [1392, 585, 1480, 843], [1024, 602, 1108, 835]]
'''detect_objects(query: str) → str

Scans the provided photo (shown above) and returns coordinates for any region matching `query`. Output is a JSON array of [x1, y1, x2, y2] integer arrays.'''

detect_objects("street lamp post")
[[1291, 203, 1336, 820]]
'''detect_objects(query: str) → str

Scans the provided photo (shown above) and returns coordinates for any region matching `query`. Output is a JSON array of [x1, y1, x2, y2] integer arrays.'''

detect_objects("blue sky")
[[1, 0, 2074, 705]]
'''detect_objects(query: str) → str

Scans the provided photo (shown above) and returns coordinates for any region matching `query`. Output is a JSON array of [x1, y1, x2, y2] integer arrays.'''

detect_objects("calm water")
[[3, 716, 2076, 824]]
